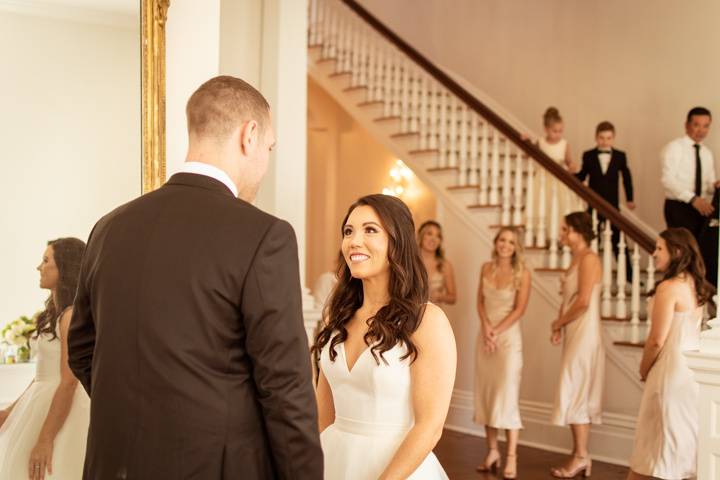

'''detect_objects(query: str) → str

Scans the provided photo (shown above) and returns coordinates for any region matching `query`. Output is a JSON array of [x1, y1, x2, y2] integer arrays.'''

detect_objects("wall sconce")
[[382, 160, 413, 197]]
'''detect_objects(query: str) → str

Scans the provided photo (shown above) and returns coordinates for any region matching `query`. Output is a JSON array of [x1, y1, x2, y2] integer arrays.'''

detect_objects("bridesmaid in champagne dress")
[[474, 227, 531, 480], [550, 213, 605, 478], [627, 228, 711, 480], [418, 221, 456, 306], [0, 238, 90, 479]]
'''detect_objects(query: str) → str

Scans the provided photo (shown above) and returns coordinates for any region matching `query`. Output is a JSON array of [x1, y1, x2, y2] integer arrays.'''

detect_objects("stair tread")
[[373, 116, 401, 122]]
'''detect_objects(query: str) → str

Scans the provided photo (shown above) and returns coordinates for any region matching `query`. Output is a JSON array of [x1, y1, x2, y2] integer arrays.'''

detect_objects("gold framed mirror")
[[141, 0, 170, 193]]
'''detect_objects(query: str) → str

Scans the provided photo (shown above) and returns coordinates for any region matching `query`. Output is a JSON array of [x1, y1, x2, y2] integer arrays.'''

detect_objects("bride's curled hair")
[[313, 194, 429, 365]]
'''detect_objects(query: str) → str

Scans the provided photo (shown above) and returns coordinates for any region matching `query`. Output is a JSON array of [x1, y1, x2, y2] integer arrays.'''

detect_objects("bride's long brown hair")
[[312, 194, 429, 365]]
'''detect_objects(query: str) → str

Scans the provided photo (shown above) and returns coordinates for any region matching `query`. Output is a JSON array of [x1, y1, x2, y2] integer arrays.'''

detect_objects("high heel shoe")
[[550, 456, 592, 478], [503, 453, 517, 479], [476, 448, 501, 473]]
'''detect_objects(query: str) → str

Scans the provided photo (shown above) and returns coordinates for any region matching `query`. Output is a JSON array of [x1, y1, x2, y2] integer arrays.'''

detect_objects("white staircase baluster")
[[373, 43, 383, 101], [645, 256, 656, 326], [358, 27, 368, 86], [418, 76, 428, 150], [560, 183, 572, 268], [489, 131, 500, 205], [438, 92, 447, 167], [334, 16, 347, 73], [327, 7, 338, 59], [536, 168, 547, 248], [548, 180, 559, 268], [616, 231, 628, 319], [590, 209, 599, 253], [342, 19, 353, 72], [309, 0, 319, 45], [478, 122, 489, 205], [365, 39, 375, 101], [524, 159, 535, 247], [390, 54, 401, 117], [601, 221, 613, 318], [447, 97, 458, 169], [631, 243, 641, 325], [400, 61, 410, 132], [512, 148, 523, 226], [468, 116, 479, 186], [458, 107, 468, 186], [351, 25, 361, 87], [428, 83, 438, 150], [409, 72, 419, 133], [501, 141, 511, 225]]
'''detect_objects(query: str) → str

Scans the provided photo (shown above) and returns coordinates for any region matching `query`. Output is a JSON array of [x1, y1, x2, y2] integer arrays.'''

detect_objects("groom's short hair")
[[186, 75, 270, 140]]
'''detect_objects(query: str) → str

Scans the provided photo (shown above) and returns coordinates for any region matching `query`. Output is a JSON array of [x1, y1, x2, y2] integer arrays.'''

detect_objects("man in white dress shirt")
[[661, 107, 718, 240]]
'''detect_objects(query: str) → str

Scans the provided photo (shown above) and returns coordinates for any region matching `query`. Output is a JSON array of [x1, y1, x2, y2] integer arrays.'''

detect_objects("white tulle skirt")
[[0, 379, 90, 479], [320, 417, 448, 480]]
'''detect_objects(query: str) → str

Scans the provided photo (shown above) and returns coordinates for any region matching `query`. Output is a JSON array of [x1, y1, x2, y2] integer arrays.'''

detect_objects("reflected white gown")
[[0, 324, 90, 479], [320, 341, 448, 480]]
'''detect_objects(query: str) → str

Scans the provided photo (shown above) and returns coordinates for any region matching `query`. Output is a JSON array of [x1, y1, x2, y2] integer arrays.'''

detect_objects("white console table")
[[0, 362, 35, 408]]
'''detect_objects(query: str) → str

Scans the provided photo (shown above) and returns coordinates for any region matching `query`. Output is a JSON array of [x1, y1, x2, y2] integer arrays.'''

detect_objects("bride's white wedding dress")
[[320, 341, 448, 480], [0, 323, 90, 479]]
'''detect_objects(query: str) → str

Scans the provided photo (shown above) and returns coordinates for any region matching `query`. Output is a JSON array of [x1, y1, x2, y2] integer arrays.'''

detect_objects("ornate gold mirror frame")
[[141, 0, 170, 193]]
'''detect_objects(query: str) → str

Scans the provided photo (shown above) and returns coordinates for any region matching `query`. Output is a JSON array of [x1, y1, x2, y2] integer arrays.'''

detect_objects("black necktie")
[[694, 144, 702, 196]]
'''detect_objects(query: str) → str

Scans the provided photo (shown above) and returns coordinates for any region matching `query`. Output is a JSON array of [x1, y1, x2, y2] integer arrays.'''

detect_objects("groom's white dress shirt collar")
[[179, 161, 238, 197]]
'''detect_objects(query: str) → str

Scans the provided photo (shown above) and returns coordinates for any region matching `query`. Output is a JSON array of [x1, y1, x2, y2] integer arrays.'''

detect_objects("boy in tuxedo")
[[576, 121, 635, 282]]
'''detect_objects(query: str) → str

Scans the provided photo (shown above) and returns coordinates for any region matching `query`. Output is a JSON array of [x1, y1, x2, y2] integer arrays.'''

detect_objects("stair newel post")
[[447, 97, 458, 169], [418, 76, 428, 150], [512, 147, 523, 227], [645, 256, 656, 327], [524, 159, 535, 247], [631, 243, 641, 325], [400, 60, 410, 133], [428, 82, 438, 150], [501, 140, 511, 225], [478, 122, 489, 205], [468, 115, 479, 187], [601, 221, 613, 318], [590, 209, 599, 253], [536, 168, 547, 248], [489, 130, 500, 205], [616, 231, 628, 319], [548, 178, 559, 268], [457, 107, 468, 186], [438, 91, 448, 168]]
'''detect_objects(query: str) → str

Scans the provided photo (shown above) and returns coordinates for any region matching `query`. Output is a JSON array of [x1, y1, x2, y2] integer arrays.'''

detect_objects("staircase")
[[307, 0, 655, 464]]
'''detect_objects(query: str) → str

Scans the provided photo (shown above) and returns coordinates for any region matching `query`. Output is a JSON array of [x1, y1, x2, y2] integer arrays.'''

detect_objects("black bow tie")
[[598, 150, 611, 154]]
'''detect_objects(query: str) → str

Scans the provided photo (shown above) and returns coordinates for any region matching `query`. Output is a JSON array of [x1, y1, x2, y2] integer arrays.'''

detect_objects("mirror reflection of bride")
[[0, 239, 90, 479]]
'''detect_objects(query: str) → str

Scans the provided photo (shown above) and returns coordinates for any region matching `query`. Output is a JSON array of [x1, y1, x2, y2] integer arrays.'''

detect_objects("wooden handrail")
[[341, 0, 655, 253]]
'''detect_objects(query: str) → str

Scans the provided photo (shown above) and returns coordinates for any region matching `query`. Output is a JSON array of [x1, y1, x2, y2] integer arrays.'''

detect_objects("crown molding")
[[0, 0, 137, 29]]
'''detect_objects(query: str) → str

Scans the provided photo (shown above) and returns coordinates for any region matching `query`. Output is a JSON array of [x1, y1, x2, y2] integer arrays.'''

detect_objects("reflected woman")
[[550, 213, 604, 478], [627, 228, 712, 480], [0, 238, 90, 479], [418, 221, 456, 305], [314, 194, 456, 479], [474, 227, 530, 480]]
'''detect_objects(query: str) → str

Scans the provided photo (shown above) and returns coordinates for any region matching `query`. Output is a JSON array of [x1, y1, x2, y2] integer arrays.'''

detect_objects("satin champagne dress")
[[474, 280, 523, 429], [551, 264, 605, 425]]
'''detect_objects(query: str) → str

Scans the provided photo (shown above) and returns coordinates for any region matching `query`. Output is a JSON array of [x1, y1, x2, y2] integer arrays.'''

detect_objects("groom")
[[68, 76, 323, 479]]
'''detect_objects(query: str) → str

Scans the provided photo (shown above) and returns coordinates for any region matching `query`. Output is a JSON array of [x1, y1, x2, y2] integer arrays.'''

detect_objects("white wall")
[[358, 0, 720, 232], [0, 10, 140, 327]]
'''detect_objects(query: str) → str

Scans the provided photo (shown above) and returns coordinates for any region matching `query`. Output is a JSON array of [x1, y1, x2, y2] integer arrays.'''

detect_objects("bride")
[[0, 238, 90, 479], [313, 194, 456, 480]]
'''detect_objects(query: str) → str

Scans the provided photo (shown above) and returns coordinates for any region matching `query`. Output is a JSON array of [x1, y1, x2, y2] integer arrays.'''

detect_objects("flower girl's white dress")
[[320, 341, 448, 479], [0, 323, 90, 478]]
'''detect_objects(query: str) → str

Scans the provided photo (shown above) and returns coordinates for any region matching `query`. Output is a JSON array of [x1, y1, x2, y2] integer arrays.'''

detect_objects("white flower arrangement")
[[2, 314, 37, 349]]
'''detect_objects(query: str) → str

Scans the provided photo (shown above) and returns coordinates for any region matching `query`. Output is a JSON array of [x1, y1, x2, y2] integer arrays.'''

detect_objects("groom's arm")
[[241, 219, 323, 479], [67, 232, 96, 395]]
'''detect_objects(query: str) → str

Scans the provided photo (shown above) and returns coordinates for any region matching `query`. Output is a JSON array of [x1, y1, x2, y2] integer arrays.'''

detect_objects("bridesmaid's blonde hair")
[[490, 227, 527, 289]]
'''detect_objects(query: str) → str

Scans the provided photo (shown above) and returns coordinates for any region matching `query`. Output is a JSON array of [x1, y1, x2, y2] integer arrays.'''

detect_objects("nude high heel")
[[503, 453, 517, 479], [476, 448, 501, 473], [550, 456, 592, 478]]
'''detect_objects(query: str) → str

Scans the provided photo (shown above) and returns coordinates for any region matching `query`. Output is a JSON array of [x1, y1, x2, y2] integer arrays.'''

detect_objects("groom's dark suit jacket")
[[575, 147, 634, 208], [68, 173, 323, 480]]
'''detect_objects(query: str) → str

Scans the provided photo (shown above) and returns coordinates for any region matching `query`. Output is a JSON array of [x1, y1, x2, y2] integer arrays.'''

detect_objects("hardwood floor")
[[434, 430, 630, 479]]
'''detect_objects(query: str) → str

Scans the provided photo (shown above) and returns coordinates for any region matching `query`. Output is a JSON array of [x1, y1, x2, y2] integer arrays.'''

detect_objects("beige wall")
[[358, 0, 720, 232], [307, 79, 437, 287]]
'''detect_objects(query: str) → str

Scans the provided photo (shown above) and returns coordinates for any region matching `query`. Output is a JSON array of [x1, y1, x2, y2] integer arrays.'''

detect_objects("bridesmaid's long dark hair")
[[36, 237, 86, 340], [650, 228, 714, 306], [313, 194, 429, 365]]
